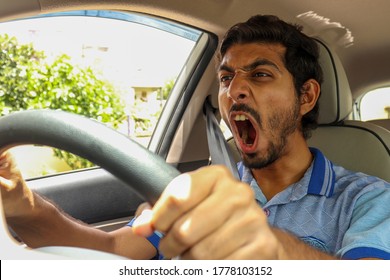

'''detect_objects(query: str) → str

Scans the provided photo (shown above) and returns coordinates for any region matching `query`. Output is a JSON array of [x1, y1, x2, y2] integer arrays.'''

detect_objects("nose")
[[227, 72, 250, 103]]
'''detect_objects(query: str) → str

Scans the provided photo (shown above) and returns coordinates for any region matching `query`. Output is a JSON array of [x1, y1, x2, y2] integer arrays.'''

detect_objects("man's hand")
[[0, 152, 34, 219], [133, 165, 281, 259]]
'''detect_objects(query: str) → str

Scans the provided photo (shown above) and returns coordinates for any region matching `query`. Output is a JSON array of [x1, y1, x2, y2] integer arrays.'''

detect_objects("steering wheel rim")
[[0, 110, 181, 259], [0, 109, 180, 205]]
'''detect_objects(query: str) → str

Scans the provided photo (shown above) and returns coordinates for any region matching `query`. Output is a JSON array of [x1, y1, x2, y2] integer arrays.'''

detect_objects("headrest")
[[316, 40, 353, 124]]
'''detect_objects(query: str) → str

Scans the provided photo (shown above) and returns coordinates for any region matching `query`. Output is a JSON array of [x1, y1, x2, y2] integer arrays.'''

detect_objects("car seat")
[[367, 119, 390, 131]]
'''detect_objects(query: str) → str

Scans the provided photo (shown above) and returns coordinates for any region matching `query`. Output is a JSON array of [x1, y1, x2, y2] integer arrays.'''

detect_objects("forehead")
[[219, 43, 286, 70]]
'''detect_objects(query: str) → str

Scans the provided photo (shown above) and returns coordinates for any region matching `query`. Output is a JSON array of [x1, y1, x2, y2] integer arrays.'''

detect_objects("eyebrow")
[[218, 58, 281, 73]]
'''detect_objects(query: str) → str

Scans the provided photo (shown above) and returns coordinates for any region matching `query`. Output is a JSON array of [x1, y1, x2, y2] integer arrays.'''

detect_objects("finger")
[[0, 161, 10, 170], [0, 150, 13, 160], [135, 202, 152, 217], [158, 179, 252, 258], [176, 188, 260, 259], [180, 223, 248, 259], [151, 166, 235, 234], [132, 203, 153, 237], [224, 227, 279, 260], [0, 152, 18, 172], [180, 201, 264, 259], [132, 209, 154, 237], [158, 192, 227, 258], [0, 176, 15, 190], [0, 152, 10, 167], [0, 150, 8, 158]]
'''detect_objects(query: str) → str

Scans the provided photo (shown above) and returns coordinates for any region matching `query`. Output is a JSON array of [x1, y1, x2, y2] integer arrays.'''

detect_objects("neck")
[[251, 135, 313, 201]]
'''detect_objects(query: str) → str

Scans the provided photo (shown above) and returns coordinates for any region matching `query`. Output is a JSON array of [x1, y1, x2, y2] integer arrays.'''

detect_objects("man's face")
[[218, 43, 301, 169]]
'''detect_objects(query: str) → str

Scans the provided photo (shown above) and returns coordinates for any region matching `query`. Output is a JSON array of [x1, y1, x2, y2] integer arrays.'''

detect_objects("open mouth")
[[231, 113, 258, 153]]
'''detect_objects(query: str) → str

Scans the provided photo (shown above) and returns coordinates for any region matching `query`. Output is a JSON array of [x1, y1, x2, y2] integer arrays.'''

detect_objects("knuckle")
[[185, 245, 210, 260], [163, 193, 179, 207], [238, 182, 255, 199], [229, 182, 254, 207], [170, 221, 192, 247], [164, 195, 184, 211], [211, 165, 230, 177]]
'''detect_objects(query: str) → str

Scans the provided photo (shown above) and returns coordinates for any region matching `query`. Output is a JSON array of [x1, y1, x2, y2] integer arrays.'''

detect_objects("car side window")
[[0, 11, 202, 178], [359, 87, 390, 120]]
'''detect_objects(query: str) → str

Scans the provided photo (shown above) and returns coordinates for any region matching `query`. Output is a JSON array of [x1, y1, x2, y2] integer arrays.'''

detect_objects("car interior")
[[0, 0, 389, 260]]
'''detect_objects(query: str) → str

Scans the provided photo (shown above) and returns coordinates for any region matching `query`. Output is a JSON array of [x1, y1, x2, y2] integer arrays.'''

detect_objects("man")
[[1, 15, 390, 260]]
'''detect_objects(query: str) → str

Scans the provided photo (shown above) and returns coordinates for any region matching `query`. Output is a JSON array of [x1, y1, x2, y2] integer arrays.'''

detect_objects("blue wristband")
[[127, 218, 164, 260]]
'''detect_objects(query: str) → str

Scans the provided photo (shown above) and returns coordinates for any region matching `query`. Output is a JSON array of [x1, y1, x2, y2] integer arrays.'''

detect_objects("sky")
[[0, 15, 196, 88]]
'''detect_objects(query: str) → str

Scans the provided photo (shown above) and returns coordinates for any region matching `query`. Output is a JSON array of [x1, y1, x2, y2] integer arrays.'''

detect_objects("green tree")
[[0, 34, 126, 169], [0, 34, 44, 113], [160, 77, 175, 100]]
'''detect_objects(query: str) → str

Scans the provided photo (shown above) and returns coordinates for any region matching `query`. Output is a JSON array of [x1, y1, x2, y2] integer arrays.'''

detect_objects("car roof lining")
[[3, 0, 390, 100]]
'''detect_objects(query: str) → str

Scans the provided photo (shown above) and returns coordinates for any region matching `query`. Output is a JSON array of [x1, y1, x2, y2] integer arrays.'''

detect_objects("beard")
[[235, 99, 300, 169]]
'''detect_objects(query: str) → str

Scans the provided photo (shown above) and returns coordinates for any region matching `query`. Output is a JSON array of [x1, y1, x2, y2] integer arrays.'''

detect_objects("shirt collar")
[[237, 147, 335, 199], [307, 147, 335, 197]]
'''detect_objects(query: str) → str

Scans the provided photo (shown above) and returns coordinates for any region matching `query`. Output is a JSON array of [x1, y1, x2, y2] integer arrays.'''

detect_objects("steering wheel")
[[0, 109, 180, 259]]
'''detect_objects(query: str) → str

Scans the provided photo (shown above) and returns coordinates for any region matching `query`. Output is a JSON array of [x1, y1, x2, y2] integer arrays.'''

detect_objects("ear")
[[299, 79, 320, 115]]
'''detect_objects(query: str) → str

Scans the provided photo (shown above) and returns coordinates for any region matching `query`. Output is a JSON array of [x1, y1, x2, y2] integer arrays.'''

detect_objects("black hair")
[[217, 15, 323, 139]]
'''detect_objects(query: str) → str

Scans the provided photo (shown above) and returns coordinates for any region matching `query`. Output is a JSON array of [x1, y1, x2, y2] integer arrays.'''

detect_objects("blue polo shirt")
[[129, 148, 390, 259], [238, 148, 390, 259]]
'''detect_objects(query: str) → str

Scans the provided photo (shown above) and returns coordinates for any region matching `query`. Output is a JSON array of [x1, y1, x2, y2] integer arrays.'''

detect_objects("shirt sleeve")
[[337, 181, 390, 259]]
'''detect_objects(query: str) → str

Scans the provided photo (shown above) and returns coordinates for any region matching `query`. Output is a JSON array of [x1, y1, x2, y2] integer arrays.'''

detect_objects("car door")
[[0, 9, 216, 238]]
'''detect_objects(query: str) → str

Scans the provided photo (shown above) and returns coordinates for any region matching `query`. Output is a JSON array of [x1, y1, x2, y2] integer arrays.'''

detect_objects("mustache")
[[230, 103, 262, 127]]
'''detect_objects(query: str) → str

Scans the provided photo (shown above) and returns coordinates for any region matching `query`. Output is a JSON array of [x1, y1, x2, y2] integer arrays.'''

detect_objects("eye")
[[253, 71, 271, 78], [220, 75, 232, 82], [219, 74, 233, 86]]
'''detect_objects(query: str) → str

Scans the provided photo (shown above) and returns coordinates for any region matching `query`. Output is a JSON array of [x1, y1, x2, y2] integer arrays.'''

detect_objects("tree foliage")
[[160, 77, 175, 100], [0, 34, 127, 169]]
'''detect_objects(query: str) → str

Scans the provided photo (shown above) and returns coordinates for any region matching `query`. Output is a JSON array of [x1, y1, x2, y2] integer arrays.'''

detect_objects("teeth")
[[234, 114, 248, 121]]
